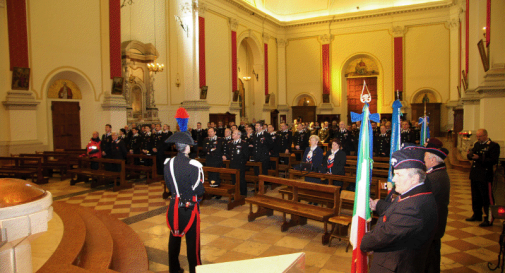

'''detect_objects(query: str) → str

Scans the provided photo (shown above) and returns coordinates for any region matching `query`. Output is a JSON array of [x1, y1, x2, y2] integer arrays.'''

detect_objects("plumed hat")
[[166, 107, 195, 145]]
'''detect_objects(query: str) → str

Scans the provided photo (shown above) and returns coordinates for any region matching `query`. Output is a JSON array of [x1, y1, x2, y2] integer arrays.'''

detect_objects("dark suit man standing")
[[251, 122, 272, 176], [363, 148, 438, 273], [216, 121, 225, 138], [334, 121, 352, 155], [110, 132, 127, 172], [191, 122, 207, 147], [374, 126, 391, 157], [466, 129, 500, 227], [202, 127, 223, 187], [400, 121, 416, 144], [101, 124, 113, 158], [293, 123, 309, 161], [225, 130, 249, 196]]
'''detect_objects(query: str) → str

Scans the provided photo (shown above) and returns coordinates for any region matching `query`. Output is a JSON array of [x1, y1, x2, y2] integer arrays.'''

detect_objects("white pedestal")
[[196, 252, 305, 273]]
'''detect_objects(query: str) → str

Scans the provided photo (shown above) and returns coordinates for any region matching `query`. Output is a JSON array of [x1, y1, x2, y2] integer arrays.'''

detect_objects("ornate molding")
[[445, 18, 459, 29], [262, 32, 270, 43], [180, 2, 193, 14], [319, 34, 332, 44], [277, 38, 288, 48], [391, 26, 407, 37], [181, 100, 211, 111], [2, 91, 40, 110], [229, 102, 241, 112], [229, 18, 239, 31], [102, 94, 128, 110], [197, 2, 207, 17]]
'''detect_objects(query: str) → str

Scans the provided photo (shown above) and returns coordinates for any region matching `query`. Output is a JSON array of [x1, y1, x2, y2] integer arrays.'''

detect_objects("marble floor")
[[37, 167, 503, 273]]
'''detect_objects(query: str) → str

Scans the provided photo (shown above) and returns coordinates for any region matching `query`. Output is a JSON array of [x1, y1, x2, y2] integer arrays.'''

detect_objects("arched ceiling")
[[238, 0, 450, 22]]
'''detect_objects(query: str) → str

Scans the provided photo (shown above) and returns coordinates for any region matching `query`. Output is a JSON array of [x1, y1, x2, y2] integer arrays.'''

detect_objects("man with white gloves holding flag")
[[360, 148, 438, 272]]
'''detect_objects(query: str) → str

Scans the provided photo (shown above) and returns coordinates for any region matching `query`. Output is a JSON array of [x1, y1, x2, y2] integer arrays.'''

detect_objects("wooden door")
[[270, 109, 279, 130], [291, 106, 316, 123], [453, 109, 463, 133], [347, 77, 377, 124], [52, 101, 81, 150], [316, 114, 341, 125], [411, 103, 441, 137], [209, 112, 236, 126]]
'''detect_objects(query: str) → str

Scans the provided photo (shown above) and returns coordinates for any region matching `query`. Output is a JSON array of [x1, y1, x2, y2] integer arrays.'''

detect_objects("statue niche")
[[122, 40, 160, 123]]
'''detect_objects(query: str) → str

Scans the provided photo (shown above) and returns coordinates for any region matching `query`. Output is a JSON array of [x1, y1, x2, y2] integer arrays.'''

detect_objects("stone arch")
[[410, 88, 442, 104], [292, 93, 317, 106], [340, 53, 384, 120], [237, 30, 263, 120], [237, 30, 262, 65], [41, 67, 96, 101]]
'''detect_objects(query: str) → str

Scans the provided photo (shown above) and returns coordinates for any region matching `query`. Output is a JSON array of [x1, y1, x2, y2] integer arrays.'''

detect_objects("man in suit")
[[400, 120, 416, 144], [101, 124, 113, 158], [129, 127, 141, 165], [225, 130, 249, 196], [221, 128, 232, 160], [293, 123, 309, 160], [334, 121, 352, 155], [251, 122, 273, 176], [216, 121, 225, 138], [363, 148, 438, 273], [110, 132, 127, 172], [202, 127, 223, 187], [191, 122, 207, 147], [466, 129, 500, 227], [141, 126, 154, 166]]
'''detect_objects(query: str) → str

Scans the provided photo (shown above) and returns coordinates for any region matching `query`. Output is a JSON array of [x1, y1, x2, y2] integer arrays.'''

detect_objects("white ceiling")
[[238, 0, 450, 22]]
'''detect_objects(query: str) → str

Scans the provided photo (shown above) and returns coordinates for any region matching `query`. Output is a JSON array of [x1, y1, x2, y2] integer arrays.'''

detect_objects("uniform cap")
[[391, 148, 426, 170], [166, 131, 195, 145]]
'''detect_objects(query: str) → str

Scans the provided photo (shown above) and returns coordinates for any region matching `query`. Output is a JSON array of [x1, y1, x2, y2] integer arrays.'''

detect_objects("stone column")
[[276, 38, 289, 123], [177, 0, 210, 127], [2, 91, 40, 143]]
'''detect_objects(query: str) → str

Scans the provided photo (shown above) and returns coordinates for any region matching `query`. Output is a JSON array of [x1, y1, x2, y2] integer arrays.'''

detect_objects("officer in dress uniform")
[[374, 125, 391, 157], [363, 148, 438, 272], [141, 126, 154, 166], [334, 121, 353, 155], [191, 122, 207, 147], [110, 132, 127, 173], [466, 129, 500, 227], [251, 122, 273, 176], [238, 121, 246, 135], [225, 130, 249, 196], [101, 124, 113, 159], [202, 127, 223, 187], [371, 122, 380, 137], [413, 121, 421, 144], [153, 124, 168, 176], [221, 128, 232, 160], [216, 121, 225, 138], [351, 122, 360, 153], [293, 123, 309, 161], [243, 125, 254, 158], [164, 128, 204, 273], [267, 124, 280, 170], [400, 121, 416, 144], [318, 122, 330, 144], [129, 127, 141, 165]]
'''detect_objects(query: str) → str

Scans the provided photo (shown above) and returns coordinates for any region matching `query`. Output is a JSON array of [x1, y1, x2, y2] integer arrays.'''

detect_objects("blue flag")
[[419, 116, 430, 146], [388, 100, 402, 185]]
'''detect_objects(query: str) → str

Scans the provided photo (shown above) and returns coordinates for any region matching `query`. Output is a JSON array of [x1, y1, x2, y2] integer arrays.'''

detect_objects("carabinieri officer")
[[164, 127, 205, 273]]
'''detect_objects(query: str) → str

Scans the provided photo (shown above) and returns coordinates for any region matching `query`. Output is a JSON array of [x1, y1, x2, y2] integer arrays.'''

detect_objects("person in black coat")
[[400, 121, 416, 144], [363, 148, 438, 273], [321, 138, 346, 186], [101, 124, 113, 158], [417, 140, 450, 273], [110, 132, 127, 172], [293, 123, 309, 161], [299, 135, 323, 184], [225, 130, 249, 196], [202, 127, 223, 187], [164, 132, 204, 273], [374, 125, 391, 157], [251, 122, 273, 176], [141, 126, 154, 166], [191, 122, 207, 147], [466, 129, 500, 227], [334, 121, 353, 155], [129, 127, 142, 165]]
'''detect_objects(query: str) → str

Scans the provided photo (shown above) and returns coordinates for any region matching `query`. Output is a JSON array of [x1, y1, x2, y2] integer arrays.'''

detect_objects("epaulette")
[[189, 159, 203, 168]]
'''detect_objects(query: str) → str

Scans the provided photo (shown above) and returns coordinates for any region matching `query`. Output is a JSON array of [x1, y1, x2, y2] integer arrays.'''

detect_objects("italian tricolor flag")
[[350, 101, 378, 273]]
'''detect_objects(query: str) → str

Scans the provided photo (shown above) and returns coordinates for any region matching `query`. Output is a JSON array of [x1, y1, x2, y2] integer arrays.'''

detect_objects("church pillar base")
[[101, 94, 128, 130]]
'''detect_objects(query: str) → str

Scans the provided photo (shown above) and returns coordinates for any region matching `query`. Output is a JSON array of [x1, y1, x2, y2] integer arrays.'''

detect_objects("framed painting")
[[12, 67, 30, 90], [112, 77, 124, 95]]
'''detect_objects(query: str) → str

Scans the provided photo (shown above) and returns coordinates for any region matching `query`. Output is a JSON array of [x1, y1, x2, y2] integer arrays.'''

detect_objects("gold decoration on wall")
[[47, 79, 82, 99], [344, 57, 379, 78]]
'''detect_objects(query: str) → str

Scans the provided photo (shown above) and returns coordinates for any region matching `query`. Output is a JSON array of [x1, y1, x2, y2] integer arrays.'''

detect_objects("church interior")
[[1, 0, 505, 272]]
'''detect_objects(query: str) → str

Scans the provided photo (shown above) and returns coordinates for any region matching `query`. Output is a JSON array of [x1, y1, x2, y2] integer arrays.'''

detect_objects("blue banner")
[[388, 100, 402, 184]]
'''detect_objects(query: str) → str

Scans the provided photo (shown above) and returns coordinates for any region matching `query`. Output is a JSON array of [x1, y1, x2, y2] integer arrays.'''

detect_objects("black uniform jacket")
[[467, 139, 500, 182], [164, 154, 205, 233], [278, 130, 292, 154], [321, 149, 346, 175], [269, 132, 280, 157], [252, 131, 273, 161], [293, 130, 309, 151], [425, 163, 450, 240], [374, 134, 391, 157], [227, 139, 249, 169], [111, 139, 127, 160], [141, 133, 153, 154], [334, 129, 352, 153], [191, 129, 207, 147], [361, 184, 438, 273], [202, 137, 223, 166], [129, 134, 141, 154], [400, 129, 416, 144], [101, 133, 112, 156]]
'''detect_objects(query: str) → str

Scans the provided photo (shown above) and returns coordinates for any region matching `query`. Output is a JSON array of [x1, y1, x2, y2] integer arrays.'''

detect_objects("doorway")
[[52, 101, 81, 150], [347, 77, 377, 124], [411, 103, 441, 137]]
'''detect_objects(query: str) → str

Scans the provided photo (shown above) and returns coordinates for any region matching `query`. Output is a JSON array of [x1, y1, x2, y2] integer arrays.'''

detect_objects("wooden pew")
[[19, 153, 70, 180], [245, 161, 262, 192], [268, 157, 279, 178], [67, 157, 129, 192], [42, 151, 81, 169], [125, 154, 158, 183], [0, 156, 47, 184], [278, 153, 296, 178], [202, 166, 245, 210], [246, 175, 339, 244]]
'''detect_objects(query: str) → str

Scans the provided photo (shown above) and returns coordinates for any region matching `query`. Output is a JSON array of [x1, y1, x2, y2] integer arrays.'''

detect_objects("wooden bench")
[[125, 154, 158, 183], [268, 157, 279, 178], [246, 175, 340, 244], [245, 161, 263, 192], [0, 156, 48, 184], [67, 157, 130, 192], [42, 151, 81, 169], [202, 166, 245, 210], [19, 153, 71, 180], [278, 153, 296, 178]]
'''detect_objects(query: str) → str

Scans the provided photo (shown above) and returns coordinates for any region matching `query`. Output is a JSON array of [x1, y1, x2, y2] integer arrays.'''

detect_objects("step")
[[90, 209, 150, 273], [74, 204, 114, 272], [37, 202, 87, 273]]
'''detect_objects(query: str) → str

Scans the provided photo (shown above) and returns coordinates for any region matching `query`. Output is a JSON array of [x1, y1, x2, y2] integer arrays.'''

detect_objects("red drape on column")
[[465, 0, 469, 75], [231, 31, 237, 92], [6, 0, 29, 70], [394, 37, 403, 93], [486, 0, 490, 47], [109, 0, 121, 79], [264, 43, 268, 95], [199, 16, 206, 88], [322, 44, 330, 94]]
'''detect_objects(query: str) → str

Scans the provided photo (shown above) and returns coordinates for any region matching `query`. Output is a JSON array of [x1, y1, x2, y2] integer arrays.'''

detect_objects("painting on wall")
[[344, 58, 379, 78], [112, 77, 124, 95], [11, 67, 30, 90], [48, 79, 82, 99]]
